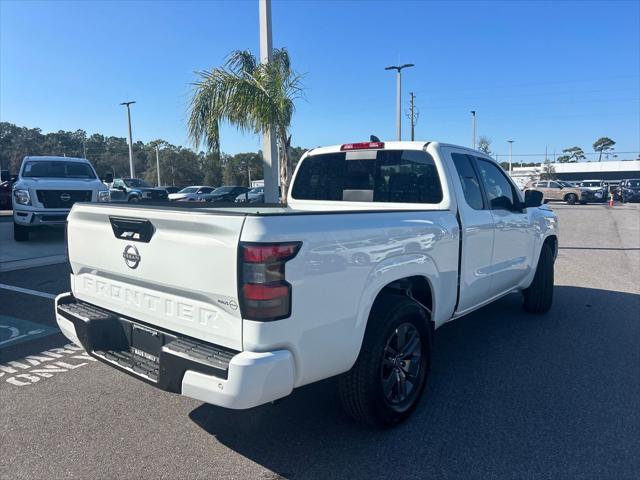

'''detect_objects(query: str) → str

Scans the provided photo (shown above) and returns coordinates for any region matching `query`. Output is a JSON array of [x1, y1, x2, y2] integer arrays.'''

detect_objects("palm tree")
[[188, 49, 304, 201]]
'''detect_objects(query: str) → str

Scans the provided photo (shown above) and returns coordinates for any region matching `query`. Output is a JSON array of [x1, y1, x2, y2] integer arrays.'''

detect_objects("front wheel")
[[565, 193, 578, 205], [13, 222, 29, 242], [128, 195, 139, 203], [339, 294, 431, 429], [523, 243, 554, 313]]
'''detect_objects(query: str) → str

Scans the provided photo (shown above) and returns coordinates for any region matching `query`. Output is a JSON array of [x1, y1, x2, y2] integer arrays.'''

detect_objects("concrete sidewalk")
[[0, 220, 67, 272]]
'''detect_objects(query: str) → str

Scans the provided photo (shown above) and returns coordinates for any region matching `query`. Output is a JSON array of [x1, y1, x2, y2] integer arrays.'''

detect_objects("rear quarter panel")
[[240, 210, 459, 388]]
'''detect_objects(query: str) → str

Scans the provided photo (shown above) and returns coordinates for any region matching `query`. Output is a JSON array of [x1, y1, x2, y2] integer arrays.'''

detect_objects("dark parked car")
[[111, 178, 169, 202], [616, 179, 640, 202], [235, 186, 264, 203], [200, 186, 249, 203], [575, 179, 609, 203], [0, 170, 15, 210]]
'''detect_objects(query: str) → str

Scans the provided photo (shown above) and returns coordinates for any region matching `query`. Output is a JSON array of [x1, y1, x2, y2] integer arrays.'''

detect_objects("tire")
[[523, 243, 554, 313], [579, 201, 587, 205], [338, 294, 432, 429], [565, 193, 577, 205], [13, 222, 29, 242], [128, 195, 139, 203]]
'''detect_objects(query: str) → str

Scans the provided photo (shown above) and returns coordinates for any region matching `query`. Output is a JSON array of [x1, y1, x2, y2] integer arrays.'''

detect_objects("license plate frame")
[[130, 324, 163, 363]]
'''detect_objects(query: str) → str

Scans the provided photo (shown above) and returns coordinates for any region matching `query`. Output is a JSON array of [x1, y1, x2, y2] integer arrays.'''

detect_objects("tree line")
[[0, 122, 306, 187], [477, 135, 618, 164]]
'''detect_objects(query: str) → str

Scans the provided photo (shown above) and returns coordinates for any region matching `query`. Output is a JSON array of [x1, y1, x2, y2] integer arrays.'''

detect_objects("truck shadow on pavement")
[[189, 286, 640, 479]]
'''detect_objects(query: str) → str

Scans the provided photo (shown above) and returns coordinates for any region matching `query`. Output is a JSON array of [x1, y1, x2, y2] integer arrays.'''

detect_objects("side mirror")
[[103, 173, 114, 183], [524, 189, 543, 208], [118, 185, 126, 191], [0, 170, 9, 182]]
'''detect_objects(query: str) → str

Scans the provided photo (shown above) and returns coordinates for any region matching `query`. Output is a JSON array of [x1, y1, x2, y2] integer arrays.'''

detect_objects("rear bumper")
[[54, 292, 295, 409]]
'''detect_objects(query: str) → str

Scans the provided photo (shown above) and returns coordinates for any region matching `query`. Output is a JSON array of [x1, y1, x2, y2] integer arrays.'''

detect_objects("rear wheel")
[[565, 193, 577, 205], [523, 243, 554, 313], [339, 294, 431, 429], [13, 222, 29, 242]]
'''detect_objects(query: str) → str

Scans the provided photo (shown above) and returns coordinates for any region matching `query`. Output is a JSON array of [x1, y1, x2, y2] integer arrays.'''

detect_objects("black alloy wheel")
[[381, 322, 423, 409]]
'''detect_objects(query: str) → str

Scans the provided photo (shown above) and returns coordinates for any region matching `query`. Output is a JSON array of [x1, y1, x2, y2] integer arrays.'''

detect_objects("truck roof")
[[306, 140, 487, 158], [23, 155, 90, 163]]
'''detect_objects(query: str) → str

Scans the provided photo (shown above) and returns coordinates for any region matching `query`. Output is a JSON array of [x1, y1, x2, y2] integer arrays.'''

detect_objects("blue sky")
[[1, 0, 639, 162]]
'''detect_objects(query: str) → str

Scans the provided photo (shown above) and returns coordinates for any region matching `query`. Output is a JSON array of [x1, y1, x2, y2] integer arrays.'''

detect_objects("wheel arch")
[[543, 234, 558, 261], [345, 273, 439, 373]]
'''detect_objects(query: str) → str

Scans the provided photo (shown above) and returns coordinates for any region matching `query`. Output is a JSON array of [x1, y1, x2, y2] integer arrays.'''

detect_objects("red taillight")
[[243, 243, 300, 263], [239, 242, 301, 321], [340, 141, 385, 151]]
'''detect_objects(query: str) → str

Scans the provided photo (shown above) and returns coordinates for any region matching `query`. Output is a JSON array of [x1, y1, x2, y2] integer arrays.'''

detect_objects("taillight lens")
[[239, 242, 301, 321]]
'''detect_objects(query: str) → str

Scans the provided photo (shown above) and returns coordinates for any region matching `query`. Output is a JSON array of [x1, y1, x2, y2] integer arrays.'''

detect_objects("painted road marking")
[[0, 342, 96, 386], [0, 315, 59, 348], [0, 283, 56, 300]]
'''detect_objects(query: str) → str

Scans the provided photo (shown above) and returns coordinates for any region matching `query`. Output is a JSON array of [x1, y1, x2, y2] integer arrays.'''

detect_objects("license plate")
[[131, 324, 162, 363]]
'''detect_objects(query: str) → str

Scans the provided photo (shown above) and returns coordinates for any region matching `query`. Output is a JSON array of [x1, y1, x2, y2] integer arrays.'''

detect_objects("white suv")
[[12, 156, 110, 241]]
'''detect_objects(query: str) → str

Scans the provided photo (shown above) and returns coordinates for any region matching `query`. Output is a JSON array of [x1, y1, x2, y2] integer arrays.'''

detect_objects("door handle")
[[109, 216, 155, 242]]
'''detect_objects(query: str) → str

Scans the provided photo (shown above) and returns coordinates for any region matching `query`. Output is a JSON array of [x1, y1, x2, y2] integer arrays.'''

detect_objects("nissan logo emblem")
[[123, 244, 141, 269], [60, 193, 71, 202]]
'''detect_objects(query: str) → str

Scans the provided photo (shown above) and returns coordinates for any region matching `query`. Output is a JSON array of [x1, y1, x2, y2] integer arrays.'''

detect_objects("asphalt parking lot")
[[1, 203, 639, 480]]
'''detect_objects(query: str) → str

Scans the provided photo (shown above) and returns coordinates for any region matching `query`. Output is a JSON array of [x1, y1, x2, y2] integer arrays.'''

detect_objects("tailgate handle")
[[109, 216, 154, 243]]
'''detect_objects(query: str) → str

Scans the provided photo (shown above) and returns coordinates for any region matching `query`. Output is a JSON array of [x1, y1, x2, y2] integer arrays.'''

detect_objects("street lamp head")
[[400, 63, 415, 69], [384, 65, 398, 71], [471, 110, 476, 116], [508, 140, 514, 144], [120, 101, 136, 106]]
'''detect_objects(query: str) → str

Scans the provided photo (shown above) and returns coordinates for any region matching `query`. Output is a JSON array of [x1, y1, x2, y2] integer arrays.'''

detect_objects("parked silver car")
[[168, 186, 216, 201]]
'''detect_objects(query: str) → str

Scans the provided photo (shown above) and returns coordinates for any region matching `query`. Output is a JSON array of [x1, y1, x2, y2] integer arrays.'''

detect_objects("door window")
[[475, 159, 518, 211], [549, 181, 561, 189], [451, 153, 484, 210]]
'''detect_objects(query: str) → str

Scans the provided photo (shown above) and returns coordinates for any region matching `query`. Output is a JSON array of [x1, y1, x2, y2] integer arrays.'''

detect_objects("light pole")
[[508, 140, 514, 174], [120, 101, 136, 178], [259, 0, 279, 203], [470, 110, 476, 149], [155, 144, 161, 186], [385, 63, 414, 141]]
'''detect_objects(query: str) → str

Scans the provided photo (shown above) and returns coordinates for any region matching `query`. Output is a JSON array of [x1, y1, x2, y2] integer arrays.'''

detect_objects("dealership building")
[[509, 160, 640, 188]]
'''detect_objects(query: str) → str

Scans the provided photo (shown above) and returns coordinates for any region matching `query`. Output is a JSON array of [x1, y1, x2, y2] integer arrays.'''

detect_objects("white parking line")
[[0, 283, 56, 300]]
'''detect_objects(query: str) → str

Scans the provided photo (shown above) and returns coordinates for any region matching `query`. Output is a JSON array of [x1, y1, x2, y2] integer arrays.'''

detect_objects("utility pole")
[[407, 92, 419, 141], [470, 111, 476, 149], [259, 0, 279, 203], [155, 145, 161, 186], [508, 140, 514, 174], [385, 64, 414, 141], [120, 101, 136, 178]]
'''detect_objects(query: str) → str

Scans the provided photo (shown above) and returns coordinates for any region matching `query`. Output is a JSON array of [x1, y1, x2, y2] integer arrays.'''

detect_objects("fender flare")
[[342, 254, 444, 371]]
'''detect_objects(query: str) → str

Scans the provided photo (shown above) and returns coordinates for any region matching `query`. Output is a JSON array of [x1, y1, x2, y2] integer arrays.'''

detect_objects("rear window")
[[22, 161, 96, 179], [291, 149, 443, 204]]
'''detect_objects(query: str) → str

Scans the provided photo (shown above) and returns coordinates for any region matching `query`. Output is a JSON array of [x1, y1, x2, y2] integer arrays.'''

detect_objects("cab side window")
[[549, 181, 561, 189], [451, 153, 484, 210], [113, 179, 122, 188], [475, 159, 518, 211]]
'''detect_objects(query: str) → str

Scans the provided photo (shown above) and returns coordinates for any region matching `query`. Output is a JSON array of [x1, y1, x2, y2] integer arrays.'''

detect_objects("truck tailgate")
[[67, 204, 245, 351]]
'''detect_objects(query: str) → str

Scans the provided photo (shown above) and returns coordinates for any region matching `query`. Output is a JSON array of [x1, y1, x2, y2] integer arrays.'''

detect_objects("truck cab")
[[12, 156, 110, 241]]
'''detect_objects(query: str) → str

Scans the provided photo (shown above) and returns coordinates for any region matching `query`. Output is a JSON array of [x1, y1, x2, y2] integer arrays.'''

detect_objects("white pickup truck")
[[55, 141, 557, 428], [12, 156, 110, 241]]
